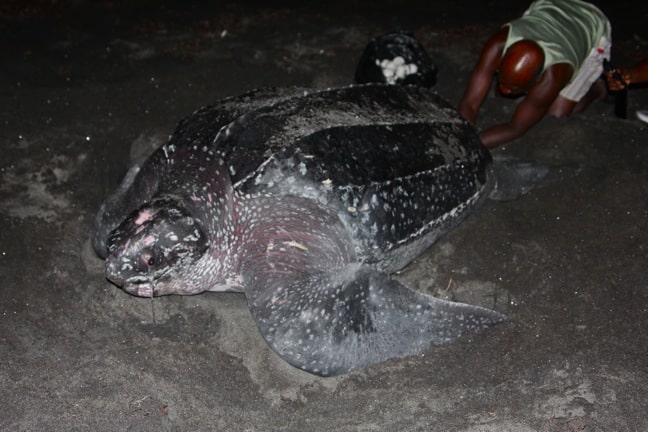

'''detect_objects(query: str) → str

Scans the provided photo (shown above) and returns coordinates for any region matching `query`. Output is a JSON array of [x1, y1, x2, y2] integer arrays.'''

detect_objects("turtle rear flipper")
[[247, 264, 506, 376]]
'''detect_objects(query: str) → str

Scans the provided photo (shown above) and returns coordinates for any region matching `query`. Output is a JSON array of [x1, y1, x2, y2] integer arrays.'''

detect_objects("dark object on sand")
[[355, 31, 437, 88], [604, 60, 628, 119], [92, 84, 505, 376]]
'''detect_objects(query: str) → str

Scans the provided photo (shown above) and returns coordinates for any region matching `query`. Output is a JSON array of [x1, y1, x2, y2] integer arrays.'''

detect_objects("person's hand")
[[606, 67, 630, 91]]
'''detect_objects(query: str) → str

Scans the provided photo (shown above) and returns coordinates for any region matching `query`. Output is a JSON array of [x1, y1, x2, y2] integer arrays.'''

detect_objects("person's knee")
[[548, 103, 573, 118], [548, 94, 578, 117]]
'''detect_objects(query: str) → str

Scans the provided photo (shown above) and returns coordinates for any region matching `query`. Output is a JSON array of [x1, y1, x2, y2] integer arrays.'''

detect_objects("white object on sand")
[[376, 56, 419, 84], [636, 110, 648, 124]]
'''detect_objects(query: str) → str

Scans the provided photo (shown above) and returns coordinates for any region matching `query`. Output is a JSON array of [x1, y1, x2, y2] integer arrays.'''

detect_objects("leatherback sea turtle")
[[92, 83, 506, 376]]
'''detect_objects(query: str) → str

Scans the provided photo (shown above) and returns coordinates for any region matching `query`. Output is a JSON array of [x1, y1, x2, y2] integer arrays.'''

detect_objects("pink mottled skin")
[[134, 208, 155, 225]]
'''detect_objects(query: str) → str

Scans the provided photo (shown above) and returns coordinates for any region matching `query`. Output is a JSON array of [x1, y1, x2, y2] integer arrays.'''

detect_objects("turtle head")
[[105, 198, 209, 297]]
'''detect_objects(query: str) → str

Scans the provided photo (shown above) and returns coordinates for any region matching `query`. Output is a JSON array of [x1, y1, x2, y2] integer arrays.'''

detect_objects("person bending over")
[[458, 0, 611, 149]]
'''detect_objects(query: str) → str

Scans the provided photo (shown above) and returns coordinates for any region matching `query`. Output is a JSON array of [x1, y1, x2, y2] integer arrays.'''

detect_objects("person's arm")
[[606, 58, 648, 91], [458, 28, 508, 123], [479, 63, 573, 148], [629, 58, 648, 83]]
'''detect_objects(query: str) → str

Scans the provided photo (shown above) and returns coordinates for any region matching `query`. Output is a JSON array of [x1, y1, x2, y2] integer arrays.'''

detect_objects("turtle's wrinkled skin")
[[93, 84, 505, 376]]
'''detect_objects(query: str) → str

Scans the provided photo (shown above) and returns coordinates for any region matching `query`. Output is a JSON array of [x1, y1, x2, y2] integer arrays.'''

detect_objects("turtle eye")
[[138, 248, 157, 271]]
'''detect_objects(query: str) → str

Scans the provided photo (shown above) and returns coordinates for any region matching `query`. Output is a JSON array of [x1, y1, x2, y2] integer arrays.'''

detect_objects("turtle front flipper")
[[246, 263, 506, 376], [488, 153, 583, 201]]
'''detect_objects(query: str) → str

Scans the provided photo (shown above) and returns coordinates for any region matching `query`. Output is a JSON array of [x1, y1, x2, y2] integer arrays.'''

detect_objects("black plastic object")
[[355, 31, 437, 88], [603, 60, 627, 119]]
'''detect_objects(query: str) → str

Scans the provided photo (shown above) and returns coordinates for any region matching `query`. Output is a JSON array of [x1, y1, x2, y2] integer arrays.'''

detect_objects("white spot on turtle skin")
[[182, 231, 198, 242], [321, 179, 332, 186], [282, 240, 308, 251], [370, 194, 379, 207], [298, 162, 307, 175]]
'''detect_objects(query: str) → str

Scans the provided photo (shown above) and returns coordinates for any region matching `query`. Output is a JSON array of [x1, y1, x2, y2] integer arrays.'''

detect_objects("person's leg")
[[547, 78, 606, 117], [547, 95, 576, 117], [571, 78, 607, 114], [550, 31, 611, 118]]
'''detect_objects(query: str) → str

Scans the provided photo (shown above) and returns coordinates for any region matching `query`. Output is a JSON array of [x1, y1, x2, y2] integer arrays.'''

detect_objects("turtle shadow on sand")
[[91, 37, 558, 374]]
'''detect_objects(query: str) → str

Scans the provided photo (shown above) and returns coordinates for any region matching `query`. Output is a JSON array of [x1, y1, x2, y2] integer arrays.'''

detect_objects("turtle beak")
[[123, 279, 155, 298], [104, 253, 159, 297]]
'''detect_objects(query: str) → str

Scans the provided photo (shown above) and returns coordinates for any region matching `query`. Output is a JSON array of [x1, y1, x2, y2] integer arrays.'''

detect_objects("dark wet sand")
[[1, 1, 646, 430]]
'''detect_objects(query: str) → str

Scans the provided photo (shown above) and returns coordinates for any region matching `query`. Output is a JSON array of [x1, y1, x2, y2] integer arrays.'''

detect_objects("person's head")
[[497, 40, 544, 96]]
